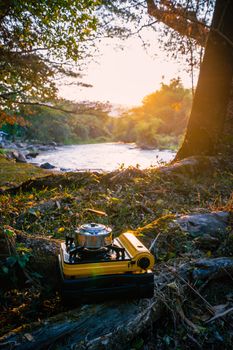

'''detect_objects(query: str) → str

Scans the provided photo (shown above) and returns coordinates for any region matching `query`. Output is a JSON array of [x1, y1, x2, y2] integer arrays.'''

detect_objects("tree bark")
[[0, 291, 163, 350], [175, 0, 233, 159]]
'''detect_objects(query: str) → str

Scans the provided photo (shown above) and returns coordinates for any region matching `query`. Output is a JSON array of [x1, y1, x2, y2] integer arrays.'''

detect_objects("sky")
[[59, 30, 197, 107]]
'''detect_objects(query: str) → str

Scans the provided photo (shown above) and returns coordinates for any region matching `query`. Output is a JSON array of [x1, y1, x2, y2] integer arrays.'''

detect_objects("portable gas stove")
[[58, 223, 154, 303]]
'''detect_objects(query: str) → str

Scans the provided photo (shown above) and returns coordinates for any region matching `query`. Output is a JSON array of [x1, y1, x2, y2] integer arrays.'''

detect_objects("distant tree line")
[[1, 80, 192, 149], [111, 78, 191, 149]]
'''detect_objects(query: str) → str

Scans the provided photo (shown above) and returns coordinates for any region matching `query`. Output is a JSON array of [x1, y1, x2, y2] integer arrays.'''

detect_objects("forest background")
[[1, 78, 192, 150]]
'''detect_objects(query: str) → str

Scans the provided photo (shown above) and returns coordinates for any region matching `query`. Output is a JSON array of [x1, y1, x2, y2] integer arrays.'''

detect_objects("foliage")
[[112, 78, 192, 148], [1, 80, 191, 149], [18, 101, 113, 144], [0, 1, 219, 129], [6, 250, 31, 270], [0, 228, 32, 284], [0, 0, 215, 127], [0, 0, 100, 123], [97, 0, 215, 77], [98, 1, 214, 46]]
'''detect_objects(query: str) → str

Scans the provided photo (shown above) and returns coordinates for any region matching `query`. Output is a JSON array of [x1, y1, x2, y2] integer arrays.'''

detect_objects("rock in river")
[[40, 162, 56, 169], [6, 150, 27, 163], [26, 152, 39, 159]]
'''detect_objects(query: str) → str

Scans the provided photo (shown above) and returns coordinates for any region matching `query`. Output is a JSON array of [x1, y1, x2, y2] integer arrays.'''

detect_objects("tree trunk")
[[175, 0, 233, 160]]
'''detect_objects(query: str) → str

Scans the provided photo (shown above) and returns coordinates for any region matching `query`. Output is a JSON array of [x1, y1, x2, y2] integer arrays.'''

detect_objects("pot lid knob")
[[78, 222, 112, 236]]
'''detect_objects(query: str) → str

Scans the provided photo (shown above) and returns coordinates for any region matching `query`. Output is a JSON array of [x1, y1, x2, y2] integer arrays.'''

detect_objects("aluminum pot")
[[76, 223, 112, 249]]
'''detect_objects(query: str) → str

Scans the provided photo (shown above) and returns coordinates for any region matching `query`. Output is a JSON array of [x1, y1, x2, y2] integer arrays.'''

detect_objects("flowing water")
[[34, 143, 175, 172]]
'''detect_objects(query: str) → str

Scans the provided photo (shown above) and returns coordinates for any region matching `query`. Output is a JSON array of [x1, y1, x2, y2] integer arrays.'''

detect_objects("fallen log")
[[0, 290, 163, 350], [1, 257, 233, 350], [3, 172, 100, 195]]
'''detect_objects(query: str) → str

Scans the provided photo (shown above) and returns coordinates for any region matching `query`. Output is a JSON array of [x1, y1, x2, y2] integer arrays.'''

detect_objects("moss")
[[0, 155, 49, 190], [135, 215, 176, 237]]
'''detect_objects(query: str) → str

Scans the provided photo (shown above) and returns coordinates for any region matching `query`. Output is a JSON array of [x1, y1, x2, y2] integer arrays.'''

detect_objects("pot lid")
[[78, 223, 112, 236]]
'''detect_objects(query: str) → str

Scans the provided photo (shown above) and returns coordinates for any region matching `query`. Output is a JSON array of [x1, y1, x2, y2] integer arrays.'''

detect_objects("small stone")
[[26, 152, 39, 159], [40, 162, 55, 169]]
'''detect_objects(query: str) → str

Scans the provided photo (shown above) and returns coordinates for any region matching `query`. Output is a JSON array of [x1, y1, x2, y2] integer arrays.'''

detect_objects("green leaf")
[[17, 254, 30, 269], [18, 259, 26, 269], [16, 243, 32, 254], [4, 229, 14, 237], [6, 256, 17, 267]]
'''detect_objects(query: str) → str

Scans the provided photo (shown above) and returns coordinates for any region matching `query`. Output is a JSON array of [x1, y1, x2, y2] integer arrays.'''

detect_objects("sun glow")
[[59, 34, 196, 107]]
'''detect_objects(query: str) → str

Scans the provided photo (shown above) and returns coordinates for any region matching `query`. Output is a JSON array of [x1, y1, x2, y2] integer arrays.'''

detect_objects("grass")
[[0, 155, 49, 191], [0, 159, 232, 239]]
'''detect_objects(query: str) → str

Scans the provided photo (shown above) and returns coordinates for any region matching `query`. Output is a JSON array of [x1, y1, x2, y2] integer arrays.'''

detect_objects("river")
[[33, 143, 175, 172]]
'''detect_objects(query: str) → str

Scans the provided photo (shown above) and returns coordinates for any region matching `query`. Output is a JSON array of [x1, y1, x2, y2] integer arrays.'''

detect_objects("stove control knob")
[[137, 257, 150, 269]]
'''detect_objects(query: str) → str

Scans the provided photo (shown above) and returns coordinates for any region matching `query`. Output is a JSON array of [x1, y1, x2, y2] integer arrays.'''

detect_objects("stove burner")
[[69, 243, 125, 263]]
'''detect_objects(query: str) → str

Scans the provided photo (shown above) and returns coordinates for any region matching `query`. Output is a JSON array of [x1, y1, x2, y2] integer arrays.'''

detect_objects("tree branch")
[[146, 0, 209, 47], [0, 99, 79, 114], [0, 97, 109, 116]]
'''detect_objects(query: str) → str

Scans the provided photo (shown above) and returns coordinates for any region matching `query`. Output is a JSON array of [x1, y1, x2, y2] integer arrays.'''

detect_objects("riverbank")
[[0, 140, 176, 172]]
